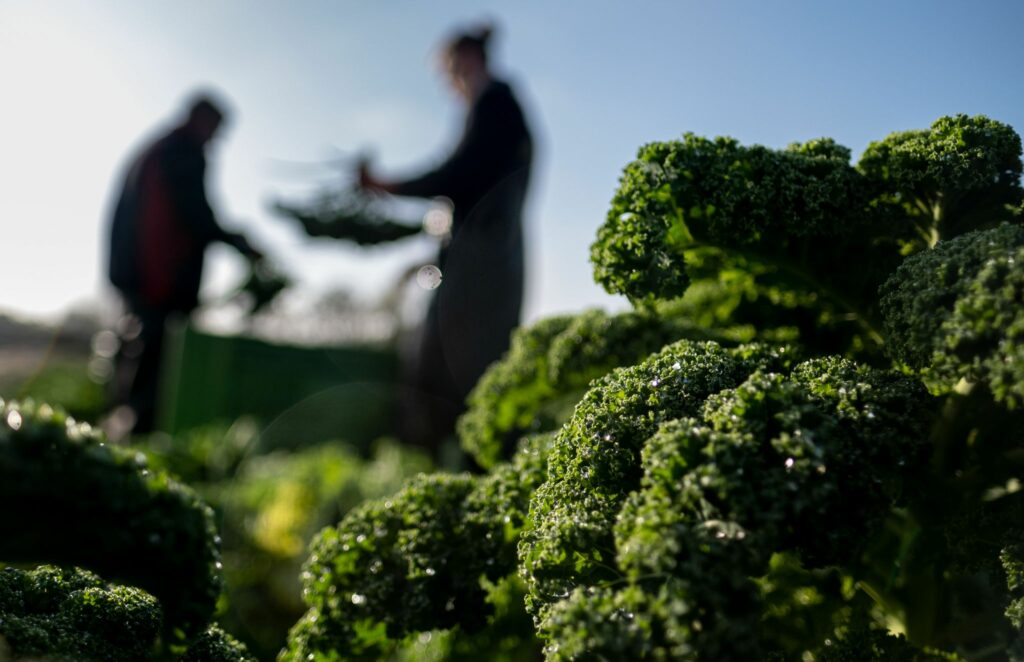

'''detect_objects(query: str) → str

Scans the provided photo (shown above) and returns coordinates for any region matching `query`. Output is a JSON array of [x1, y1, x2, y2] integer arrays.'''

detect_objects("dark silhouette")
[[360, 23, 534, 453], [107, 92, 260, 434]]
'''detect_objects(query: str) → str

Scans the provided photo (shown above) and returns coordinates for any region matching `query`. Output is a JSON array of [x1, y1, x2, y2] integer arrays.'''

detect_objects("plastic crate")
[[157, 321, 398, 451]]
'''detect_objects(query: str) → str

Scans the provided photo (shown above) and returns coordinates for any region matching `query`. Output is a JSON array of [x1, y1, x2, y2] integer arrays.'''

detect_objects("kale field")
[[3, 114, 1024, 661]]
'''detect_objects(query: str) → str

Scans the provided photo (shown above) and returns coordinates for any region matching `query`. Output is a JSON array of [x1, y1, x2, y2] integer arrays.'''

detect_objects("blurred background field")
[[0, 310, 435, 659]]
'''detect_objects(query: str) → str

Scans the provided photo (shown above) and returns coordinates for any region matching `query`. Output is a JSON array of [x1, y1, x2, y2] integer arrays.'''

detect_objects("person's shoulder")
[[484, 79, 516, 101], [157, 128, 204, 162], [479, 79, 523, 114]]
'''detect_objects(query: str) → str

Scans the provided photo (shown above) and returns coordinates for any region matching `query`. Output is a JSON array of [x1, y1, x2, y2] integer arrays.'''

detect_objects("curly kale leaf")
[[859, 114, 1023, 248], [940, 246, 1024, 405], [458, 310, 716, 468], [284, 434, 552, 661], [602, 363, 930, 658], [544, 309, 720, 390], [539, 583, 697, 661], [180, 624, 258, 662], [522, 344, 936, 658], [0, 400, 223, 639], [0, 566, 255, 662], [518, 340, 795, 626], [814, 626, 963, 661], [590, 116, 1022, 359], [591, 133, 873, 305], [880, 224, 1024, 405], [290, 473, 476, 660], [389, 575, 542, 662], [0, 566, 161, 661], [457, 315, 575, 468]]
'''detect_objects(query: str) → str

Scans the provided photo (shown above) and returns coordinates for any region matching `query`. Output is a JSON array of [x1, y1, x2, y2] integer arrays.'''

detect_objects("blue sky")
[[2, 1, 1022, 323]]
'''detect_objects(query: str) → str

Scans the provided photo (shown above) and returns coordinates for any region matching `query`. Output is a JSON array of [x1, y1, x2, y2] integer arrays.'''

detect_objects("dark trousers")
[[112, 305, 174, 434]]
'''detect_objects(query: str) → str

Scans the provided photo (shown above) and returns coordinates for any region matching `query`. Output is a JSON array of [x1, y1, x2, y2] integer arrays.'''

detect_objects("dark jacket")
[[108, 127, 242, 312], [391, 79, 532, 263], [392, 79, 534, 444]]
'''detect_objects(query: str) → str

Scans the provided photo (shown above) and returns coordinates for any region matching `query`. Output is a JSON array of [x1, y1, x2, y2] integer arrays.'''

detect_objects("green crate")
[[157, 321, 399, 451]]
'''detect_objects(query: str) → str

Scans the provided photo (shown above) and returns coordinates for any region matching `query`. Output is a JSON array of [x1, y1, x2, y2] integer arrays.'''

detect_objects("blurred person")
[[359, 22, 534, 455], [106, 91, 261, 434]]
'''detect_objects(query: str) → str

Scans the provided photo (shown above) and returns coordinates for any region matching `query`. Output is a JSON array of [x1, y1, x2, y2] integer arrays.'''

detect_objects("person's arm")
[[164, 142, 261, 258], [364, 87, 513, 200]]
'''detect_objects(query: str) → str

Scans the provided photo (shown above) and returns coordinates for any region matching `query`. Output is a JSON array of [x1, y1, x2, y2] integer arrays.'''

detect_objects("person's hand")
[[234, 234, 263, 262], [357, 157, 375, 189], [357, 156, 389, 192]]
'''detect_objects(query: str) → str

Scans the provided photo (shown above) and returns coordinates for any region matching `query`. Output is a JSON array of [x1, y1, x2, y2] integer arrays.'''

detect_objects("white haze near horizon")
[[2, 0, 1022, 326]]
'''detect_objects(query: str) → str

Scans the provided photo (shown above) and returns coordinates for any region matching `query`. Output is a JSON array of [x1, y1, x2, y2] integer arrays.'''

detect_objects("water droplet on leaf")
[[417, 265, 443, 290]]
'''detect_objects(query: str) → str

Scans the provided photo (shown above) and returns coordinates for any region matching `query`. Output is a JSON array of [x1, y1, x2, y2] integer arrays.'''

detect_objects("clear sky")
[[2, 1, 1023, 324]]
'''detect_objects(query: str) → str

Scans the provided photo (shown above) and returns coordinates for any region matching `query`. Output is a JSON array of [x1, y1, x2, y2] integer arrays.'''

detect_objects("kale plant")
[[0, 566, 255, 662], [283, 433, 551, 660], [881, 223, 1024, 405], [0, 400, 255, 660], [524, 354, 936, 659], [280, 114, 1024, 660], [0, 399, 221, 638], [590, 115, 1023, 359], [458, 309, 720, 468]]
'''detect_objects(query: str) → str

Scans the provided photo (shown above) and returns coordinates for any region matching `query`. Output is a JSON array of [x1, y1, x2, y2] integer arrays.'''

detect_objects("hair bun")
[[475, 23, 494, 45], [442, 20, 499, 60]]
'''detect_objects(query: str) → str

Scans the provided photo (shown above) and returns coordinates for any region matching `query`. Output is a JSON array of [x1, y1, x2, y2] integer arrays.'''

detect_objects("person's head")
[[181, 92, 228, 145], [439, 23, 495, 104]]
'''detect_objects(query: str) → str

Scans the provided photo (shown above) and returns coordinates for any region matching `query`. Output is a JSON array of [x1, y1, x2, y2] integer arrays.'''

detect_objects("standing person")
[[359, 23, 534, 454], [107, 92, 261, 434]]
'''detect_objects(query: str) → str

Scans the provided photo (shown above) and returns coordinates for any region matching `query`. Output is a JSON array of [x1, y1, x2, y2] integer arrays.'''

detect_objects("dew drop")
[[423, 199, 453, 236], [351, 593, 366, 606], [416, 265, 443, 290]]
